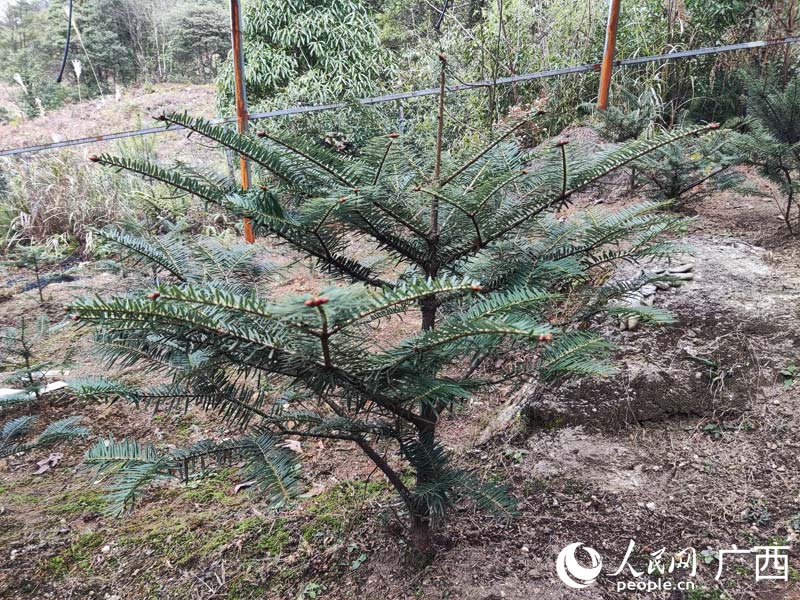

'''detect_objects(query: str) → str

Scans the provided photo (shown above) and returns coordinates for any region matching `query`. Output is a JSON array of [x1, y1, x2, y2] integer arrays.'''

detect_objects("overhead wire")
[[55, 0, 73, 83], [2, 36, 799, 158]]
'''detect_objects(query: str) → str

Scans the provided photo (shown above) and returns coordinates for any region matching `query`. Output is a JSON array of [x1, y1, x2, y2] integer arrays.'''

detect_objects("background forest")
[[0, 1, 795, 123]]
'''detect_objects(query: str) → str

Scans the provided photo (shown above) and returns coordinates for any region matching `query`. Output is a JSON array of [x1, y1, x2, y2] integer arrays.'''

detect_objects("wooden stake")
[[230, 0, 255, 243], [597, 0, 622, 111], [431, 53, 447, 241]]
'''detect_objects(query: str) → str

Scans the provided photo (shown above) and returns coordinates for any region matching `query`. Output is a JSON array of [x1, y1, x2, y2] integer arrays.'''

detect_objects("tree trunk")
[[409, 513, 434, 559]]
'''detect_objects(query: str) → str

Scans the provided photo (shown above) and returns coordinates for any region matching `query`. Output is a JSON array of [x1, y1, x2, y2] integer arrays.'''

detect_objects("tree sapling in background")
[[0, 317, 86, 459], [2, 244, 67, 304]]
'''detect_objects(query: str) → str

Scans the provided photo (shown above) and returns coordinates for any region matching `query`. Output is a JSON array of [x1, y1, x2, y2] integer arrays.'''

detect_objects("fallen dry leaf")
[[34, 452, 63, 475], [299, 482, 325, 499], [283, 439, 303, 454], [233, 480, 256, 494]]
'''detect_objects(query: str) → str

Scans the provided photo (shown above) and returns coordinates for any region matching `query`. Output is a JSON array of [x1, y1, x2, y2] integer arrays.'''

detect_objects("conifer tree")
[[71, 63, 717, 554], [0, 317, 88, 458], [731, 73, 800, 233]]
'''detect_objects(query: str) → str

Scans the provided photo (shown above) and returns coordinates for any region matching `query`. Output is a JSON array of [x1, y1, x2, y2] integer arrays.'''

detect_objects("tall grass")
[[0, 152, 136, 253], [0, 130, 238, 255]]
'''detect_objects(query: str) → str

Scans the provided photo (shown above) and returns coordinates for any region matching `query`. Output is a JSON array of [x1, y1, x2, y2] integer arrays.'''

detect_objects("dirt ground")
[[2, 121, 800, 598]]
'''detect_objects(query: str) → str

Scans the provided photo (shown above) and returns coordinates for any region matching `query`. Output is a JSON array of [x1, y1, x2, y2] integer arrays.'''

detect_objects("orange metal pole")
[[230, 0, 255, 243], [598, 0, 622, 111]]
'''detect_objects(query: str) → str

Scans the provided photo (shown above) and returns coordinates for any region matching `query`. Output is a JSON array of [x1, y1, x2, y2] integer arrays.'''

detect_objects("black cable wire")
[[55, 0, 73, 83], [434, 0, 449, 31]]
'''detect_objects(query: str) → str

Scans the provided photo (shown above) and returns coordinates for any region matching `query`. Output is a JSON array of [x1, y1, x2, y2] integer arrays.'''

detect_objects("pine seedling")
[[730, 73, 800, 233], [3, 244, 64, 303], [0, 317, 86, 458], [633, 127, 740, 204]]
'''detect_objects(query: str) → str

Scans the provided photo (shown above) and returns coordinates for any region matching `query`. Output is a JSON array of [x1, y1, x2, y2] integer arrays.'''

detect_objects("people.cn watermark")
[[556, 539, 789, 593]]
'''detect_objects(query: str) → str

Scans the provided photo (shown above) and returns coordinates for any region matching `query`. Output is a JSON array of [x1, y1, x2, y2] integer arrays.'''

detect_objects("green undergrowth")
[[301, 480, 390, 543], [43, 531, 104, 578], [27, 472, 393, 594], [113, 478, 389, 594], [47, 488, 106, 516]]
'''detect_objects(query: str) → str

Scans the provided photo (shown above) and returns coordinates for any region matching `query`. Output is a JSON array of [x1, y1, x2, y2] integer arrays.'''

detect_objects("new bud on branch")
[[304, 296, 330, 307]]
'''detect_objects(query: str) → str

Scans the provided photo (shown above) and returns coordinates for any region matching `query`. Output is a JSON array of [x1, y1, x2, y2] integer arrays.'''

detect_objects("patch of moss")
[[254, 518, 290, 555], [173, 414, 199, 438], [121, 509, 289, 568], [196, 515, 264, 554], [226, 579, 267, 599], [3, 491, 42, 506], [687, 589, 727, 600], [120, 512, 209, 567], [47, 489, 106, 516], [301, 480, 388, 542], [183, 468, 238, 505], [44, 531, 104, 578]]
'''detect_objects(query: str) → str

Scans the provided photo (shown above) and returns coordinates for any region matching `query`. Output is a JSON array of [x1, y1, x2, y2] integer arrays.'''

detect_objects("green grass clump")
[[301, 480, 388, 542]]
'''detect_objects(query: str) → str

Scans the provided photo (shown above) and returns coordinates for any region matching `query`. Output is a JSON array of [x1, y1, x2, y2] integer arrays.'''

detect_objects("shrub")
[[582, 90, 664, 143], [69, 88, 715, 554], [731, 74, 800, 233], [632, 129, 740, 204], [216, 0, 393, 110], [2, 244, 67, 303]]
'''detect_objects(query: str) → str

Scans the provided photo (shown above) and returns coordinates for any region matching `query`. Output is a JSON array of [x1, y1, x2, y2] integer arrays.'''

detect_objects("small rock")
[[646, 502, 657, 512], [101, 545, 111, 554], [668, 263, 694, 273], [640, 284, 657, 295], [521, 546, 530, 553]]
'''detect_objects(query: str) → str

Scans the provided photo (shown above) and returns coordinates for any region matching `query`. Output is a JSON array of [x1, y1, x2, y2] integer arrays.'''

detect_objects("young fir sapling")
[[69, 58, 718, 554]]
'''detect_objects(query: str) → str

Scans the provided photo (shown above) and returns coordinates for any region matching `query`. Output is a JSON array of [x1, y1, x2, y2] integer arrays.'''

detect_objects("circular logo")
[[556, 542, 603, 589]]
